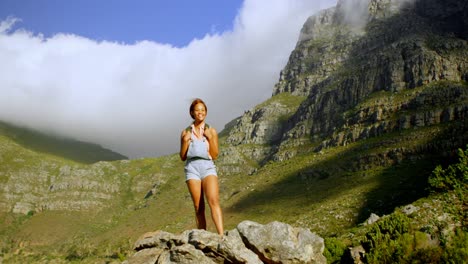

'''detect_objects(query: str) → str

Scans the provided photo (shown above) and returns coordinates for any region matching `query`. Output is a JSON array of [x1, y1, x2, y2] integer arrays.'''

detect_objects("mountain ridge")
[[0, 120, 128, 164]]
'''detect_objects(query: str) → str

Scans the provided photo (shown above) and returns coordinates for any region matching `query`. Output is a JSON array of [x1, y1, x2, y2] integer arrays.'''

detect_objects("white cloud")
[[0, 0, 337, 158]]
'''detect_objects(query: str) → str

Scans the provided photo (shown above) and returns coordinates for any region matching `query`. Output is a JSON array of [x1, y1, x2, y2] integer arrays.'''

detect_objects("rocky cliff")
[[218, 0, 468, 174]]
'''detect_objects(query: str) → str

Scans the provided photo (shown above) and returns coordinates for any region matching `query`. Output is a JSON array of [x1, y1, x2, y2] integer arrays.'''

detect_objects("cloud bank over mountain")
[[0, 0, 336, 158]]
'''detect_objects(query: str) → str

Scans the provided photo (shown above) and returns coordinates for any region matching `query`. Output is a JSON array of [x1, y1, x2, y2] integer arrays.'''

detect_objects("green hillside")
[[0, 121, 127, 164], [0, 111, 466, 263], [0, 134, 187, 262]]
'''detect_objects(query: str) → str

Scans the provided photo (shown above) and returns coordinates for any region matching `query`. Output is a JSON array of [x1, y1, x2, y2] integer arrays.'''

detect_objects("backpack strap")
[[186, 123, 210, 132]]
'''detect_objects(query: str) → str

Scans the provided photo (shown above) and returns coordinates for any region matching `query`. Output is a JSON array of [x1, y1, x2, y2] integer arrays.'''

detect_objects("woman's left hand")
[[204, 127, 215, 140]]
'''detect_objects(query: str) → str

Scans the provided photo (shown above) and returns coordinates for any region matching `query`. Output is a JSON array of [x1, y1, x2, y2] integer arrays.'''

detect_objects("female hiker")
[[180, 98, 224, 235]]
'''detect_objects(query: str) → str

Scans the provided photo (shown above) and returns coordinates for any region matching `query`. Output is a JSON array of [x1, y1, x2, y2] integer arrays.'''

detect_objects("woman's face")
[[192, 103, 207, 122]]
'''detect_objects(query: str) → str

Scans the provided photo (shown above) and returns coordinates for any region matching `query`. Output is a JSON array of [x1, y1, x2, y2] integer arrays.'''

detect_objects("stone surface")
[[126, 221, 326, 264], [364, 213, 380, 226], [237, 220, 326, 264]]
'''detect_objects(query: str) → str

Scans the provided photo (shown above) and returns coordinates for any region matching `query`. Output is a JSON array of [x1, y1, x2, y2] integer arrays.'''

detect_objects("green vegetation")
[[322, 146, 468, 263], [323, 237, 347, 263], [428, 146, 468, 194], [254, 92, 306, 112]]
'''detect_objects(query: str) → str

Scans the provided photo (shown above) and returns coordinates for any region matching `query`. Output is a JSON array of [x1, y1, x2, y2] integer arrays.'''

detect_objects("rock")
[[364, 213, 380, 226], [125, 221, 326, 264], [235, 220, 326, 264], [401, 204, 420, 215], [128, 229, 262, 264], [348, 245, 366, 264], [122, 248, 166, 264], [225, 102, 292, 146], [189, 229, 262, 264]]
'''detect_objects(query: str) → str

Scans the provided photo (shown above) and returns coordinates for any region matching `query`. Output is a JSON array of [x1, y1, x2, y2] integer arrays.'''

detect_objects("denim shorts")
[[185, 159, 217, 181]]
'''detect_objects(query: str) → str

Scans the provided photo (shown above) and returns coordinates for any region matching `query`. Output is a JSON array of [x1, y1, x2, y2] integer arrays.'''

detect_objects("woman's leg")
[[202, 175, 224, 235], [186, 179, 206, 230]]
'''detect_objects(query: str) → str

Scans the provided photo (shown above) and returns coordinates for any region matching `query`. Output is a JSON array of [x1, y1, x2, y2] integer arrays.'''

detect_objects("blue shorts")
[[185, 159, 217, 181]]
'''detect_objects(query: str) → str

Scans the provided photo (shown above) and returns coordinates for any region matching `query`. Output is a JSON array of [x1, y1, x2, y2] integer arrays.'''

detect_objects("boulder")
[[237, 220, 326, 264], [125, 220, 326, 264]]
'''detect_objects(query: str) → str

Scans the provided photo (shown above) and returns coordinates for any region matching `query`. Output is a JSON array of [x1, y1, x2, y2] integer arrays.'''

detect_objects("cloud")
[[336, 0, 417, 31], [0, 0, 337, 158]]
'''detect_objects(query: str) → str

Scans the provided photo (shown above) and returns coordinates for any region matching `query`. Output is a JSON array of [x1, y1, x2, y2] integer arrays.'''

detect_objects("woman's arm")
[[204, 127, 219, 160], [180, 130, 191, 161]]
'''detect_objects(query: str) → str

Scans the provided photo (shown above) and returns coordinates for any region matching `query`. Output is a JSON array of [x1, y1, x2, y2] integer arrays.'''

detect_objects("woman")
[[180, 98, 224, 235]]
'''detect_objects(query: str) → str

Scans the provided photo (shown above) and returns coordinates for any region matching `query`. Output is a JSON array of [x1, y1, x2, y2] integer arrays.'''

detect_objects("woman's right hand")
[[180, 130, 192, 161]]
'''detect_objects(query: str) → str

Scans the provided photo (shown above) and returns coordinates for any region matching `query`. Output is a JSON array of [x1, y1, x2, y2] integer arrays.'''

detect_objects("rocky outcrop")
[[226, 102, 291, 146], [125, 220, 326, 264], [218, 94, 305, 173], [0, 161, 123, 214]]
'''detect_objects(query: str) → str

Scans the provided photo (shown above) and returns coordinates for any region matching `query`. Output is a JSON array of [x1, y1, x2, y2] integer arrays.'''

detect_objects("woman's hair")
[[189, 98, 207, 119]]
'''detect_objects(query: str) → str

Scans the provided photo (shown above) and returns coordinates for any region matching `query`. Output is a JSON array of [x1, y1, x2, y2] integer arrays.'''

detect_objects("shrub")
[[323, 237, 347, 263], [428, 146, 468, 193], [441, 228, 468, 263], [364, 212, 411, 248], [362, 212, 413, 263]]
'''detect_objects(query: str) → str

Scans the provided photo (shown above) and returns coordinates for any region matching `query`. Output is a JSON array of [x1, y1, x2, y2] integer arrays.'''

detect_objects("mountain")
[[221, 0, 467, 170], [219, 0, 467, 235], [0, 0, 467, 262], [214, 0, 467, 230]]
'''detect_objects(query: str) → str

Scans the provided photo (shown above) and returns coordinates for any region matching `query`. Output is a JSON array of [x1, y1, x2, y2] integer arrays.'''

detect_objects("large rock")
[[237, 221, 326, 264], [124, 220, 326, 264]]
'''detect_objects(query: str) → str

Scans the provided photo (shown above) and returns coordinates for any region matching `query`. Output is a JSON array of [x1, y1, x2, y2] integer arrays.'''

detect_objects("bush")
[[323, 237, 347, 263], [362, 212, 412, 263], [364, 212, 411, 248], [442, 228, 468, 263], [61, 237, 97, 261], [359, 213, 445, 263], [428, 146, 468, 193]]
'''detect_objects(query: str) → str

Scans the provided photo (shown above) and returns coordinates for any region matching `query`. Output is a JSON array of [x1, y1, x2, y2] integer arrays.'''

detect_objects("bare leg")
[[202, 175, 224, 235], [186, 179, 206, 230]]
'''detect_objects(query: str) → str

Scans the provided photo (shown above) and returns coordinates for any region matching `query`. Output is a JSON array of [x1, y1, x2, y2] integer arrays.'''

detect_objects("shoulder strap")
[[186, 123, 210, 133]]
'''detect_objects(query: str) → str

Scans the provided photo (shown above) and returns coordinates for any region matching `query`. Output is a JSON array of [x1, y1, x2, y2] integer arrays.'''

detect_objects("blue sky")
[[0, 0, 337, 158], [0, 0, 242, 47]]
